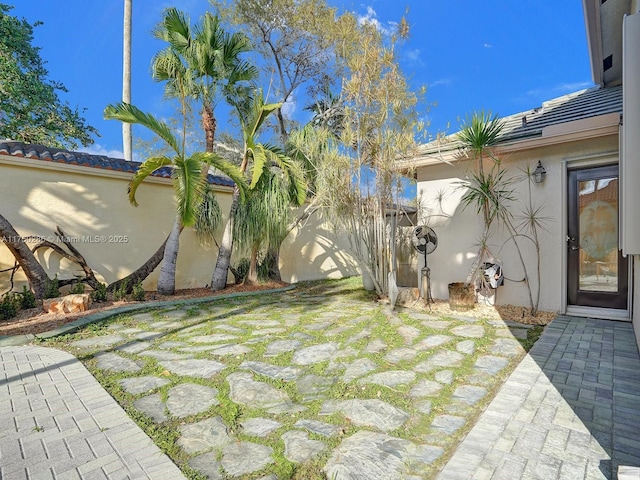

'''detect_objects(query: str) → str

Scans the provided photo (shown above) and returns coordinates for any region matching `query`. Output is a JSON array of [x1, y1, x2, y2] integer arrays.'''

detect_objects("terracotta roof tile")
[[0, 141, 235, 187]]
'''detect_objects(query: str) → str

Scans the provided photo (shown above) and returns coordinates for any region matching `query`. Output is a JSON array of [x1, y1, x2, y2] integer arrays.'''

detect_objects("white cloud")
[[357, 6, 393, 35], [524, 81, 593, 98], [553, 81, 593, 92], [281, 94, 297, 119], [483, 43, 493, 48], [84, 144, 125, 159], [404, 48, 423, 65], [429, 78, 452, 88]]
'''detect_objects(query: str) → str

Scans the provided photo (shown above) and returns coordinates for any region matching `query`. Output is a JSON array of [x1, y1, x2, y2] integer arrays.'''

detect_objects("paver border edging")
[[0, 284, 297, 347]]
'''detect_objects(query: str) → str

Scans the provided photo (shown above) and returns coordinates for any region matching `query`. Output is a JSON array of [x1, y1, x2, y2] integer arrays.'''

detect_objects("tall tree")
[[0, 3, 97, 148], [210, 92, 306, 290], [122, 0, 132, 160], [153, 7, 257, 153]]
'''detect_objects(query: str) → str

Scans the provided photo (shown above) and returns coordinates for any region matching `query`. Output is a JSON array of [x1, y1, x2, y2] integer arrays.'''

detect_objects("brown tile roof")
[[0, 141, 236, 187]]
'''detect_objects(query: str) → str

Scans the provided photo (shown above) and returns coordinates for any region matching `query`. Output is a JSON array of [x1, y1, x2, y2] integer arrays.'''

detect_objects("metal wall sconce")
[[533, 160, 547, 184]]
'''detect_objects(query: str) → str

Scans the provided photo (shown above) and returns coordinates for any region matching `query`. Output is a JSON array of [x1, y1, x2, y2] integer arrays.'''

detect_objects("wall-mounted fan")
[[412, 226, 438, 304]]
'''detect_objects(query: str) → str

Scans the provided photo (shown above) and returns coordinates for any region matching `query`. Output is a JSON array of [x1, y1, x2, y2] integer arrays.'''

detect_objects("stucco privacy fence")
[[0, 142, 359, 294]]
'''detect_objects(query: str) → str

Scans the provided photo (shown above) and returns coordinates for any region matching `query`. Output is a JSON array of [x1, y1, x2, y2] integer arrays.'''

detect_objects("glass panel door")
[[567, 165, 628, 309]]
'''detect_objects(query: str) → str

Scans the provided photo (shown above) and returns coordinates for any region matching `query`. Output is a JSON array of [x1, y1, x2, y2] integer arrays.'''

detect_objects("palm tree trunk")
[[0, 213, 49, 298], [246, 245, 259, 284], [211, 187, 239, 291], [202, 104, 216, 153], [122, 0, 132, 160], [157, 217, 181, 295]]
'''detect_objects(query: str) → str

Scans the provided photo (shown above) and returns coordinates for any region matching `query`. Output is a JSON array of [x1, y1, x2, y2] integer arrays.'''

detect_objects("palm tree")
[[104, 102, 245, 295], [210, 92, 306, 290], [153, 8, 257, 153]]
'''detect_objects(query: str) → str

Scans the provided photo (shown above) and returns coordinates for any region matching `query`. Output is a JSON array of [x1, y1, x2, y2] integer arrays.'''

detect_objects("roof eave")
[[583, 0, 605, 86]]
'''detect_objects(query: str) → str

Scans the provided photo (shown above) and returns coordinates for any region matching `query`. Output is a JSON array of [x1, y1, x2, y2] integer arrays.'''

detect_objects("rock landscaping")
[[47, 279, 542, 479]]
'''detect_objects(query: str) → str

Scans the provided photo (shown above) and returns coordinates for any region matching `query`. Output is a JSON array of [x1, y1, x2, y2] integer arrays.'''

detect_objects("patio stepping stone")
[[139, 350, 193, 361], [450, 314, 478, 323], [292, 342, 339, 365], [264, 339, 301, 356], [282, 430, 327, 463], [363, 338, 387, 353], [148, 321, 183, 329], [95, 352, 142, 373], [157, 310, 189, 320], [345, 327, 372, 344], [116, 327, 144, 335], [412, 313, 441, 321], [474, 355, 509, 375], [342, 358, 378, 382], [71, 334, 125, 349], [115, 341, 151, 354], [166, 383, 219, 418], [158, 359, 225, 378], [410, 379, 443, 397], [177, 416, 232, 454], [134, 331, 164, 341], [452, 385, 487, 405], [398, 325, 421, 344], [415, 334, 454, 350], [227, 372, 304, 413], [119, 376, 170, 395], [320, 399, 409, 432], [213, 324, 245, 333], [451, 325, 485, 338], [415, 400, 432, 415], [359, 370, 416, 388], [191, 334, 239, 343], [134, 393, 168, 423], [324, 431, 443, 480], [241, 418, 282, 437], [239, 361, 301, 381], [188, 453, 223, 480], [421, 320, 452, 330], [384, 347, 417, 364], [414, 350, 465, 372], [431, 414, 466, 435], [434, 370, 454, 385], [296, 374, 336, 401], [128, 312, 155, 322], [490, 338, 525, 357], [304, 321, 334, 331], [221, 442, 274, 477], [208, 344, 252, 356], [238, 319, 281, 327], [250, 327, 287, 336], [291, 332, 313, 340], [294, 419, 340, 437], [157, 341, 186, 349], [456, 340, 476, 355], [496, 327, 529, 339]]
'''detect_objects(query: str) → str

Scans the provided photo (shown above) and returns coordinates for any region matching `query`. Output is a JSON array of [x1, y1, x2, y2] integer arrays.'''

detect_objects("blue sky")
[[9, 1, 593, 159]]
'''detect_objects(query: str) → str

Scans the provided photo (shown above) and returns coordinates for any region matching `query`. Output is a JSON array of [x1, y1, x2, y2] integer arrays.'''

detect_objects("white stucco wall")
[[0, 156, 359, 293], [416, 135, 620, 313]]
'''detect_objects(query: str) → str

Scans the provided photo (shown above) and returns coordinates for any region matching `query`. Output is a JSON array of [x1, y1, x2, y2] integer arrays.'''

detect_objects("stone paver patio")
[[26, 280, 540, 479]]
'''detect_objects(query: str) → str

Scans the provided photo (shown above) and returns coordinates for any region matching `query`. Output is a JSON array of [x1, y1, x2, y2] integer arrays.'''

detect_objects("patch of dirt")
[[0, 281, 288, 337], [406, 298, 556, 326]]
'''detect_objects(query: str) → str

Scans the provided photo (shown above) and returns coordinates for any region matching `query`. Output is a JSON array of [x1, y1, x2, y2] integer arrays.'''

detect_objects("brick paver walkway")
[[0, 346, 186, 480], [436, 315, 640, 480]]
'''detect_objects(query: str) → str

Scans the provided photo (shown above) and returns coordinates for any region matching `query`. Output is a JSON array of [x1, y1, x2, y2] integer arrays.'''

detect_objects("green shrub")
[[91, 283, 108, 303], [44, 275, 60, 299], [0, 293, 19, 321], [131, 281, 146, 301], [113, 280, 129, 301], [69, 281, 85, 294], [19, 285, 36, 309]]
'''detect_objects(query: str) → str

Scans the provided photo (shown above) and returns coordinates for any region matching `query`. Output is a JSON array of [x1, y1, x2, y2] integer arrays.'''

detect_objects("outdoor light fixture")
[[533, 160, 547, 184]]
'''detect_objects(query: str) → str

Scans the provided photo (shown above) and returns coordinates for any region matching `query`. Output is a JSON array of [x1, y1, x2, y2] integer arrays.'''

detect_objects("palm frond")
[[104, 103, 181, 155], [173, 155, 208, 227], [457, 111, 505, 157], [192, 151, 248, 201], [128, 156, 173, 206]]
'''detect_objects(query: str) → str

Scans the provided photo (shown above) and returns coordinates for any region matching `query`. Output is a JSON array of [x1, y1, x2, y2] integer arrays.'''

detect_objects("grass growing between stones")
[[43, 277, 546, 480]]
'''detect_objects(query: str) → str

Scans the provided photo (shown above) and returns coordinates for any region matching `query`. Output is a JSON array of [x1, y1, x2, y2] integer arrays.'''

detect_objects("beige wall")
[[416, 135, 620, 313], [0, 157, 358, 293]]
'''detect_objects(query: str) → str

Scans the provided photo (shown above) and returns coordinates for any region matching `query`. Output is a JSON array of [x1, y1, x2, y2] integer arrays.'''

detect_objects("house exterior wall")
[[0, 157, 358, 292], [416, 135, 620, 313]]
